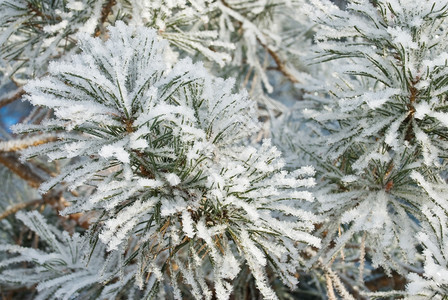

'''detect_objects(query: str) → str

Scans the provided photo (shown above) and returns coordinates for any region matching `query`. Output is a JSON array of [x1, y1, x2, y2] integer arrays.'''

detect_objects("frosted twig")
[[0, 88, 25, 109], [319, 260, 356, 300], [0, 152, 44, 188], [338, 225, 345, 261], [258, 40, 300, 84], [358, 232, 366, 285], [0, 199, 42, 221], [359, 291, 407, 298], [0, 134, 57, 152], [325, 267, 356, 300], [325, 273, 337, 300]]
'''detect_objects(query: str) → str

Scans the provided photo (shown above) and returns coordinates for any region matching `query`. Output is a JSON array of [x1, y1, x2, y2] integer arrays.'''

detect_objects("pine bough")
[[274, 0, 448, 297], [1, 21, 319, 299]]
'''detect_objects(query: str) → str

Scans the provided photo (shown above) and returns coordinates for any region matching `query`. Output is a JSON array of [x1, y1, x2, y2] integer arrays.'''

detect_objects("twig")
[[358, 232, 366, 285], [0, 134, 57, 152], [0, 199, 42, 220], [338, 225, 345, 260], [101, 0, 117, 24], [0, 88, 25, 109], [220, 0, 300, 84], [258, 40, 300, 84], [0, 190, 63, 221], [95, 0, 117, 37], [325, 267, 356, 300], [318, 259, 357, 300], [0, 152, 44, 188], [325, 272, 337, 300]]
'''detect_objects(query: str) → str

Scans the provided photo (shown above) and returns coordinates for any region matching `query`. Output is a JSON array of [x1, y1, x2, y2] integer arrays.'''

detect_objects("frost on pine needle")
[[272, 0, 448, 279], [117, 0, 234, 67], [0, 0, 103, 86], [0, 211, 123, 300], [15, 22, 320, 299], [307, 0, 448, 168], [406, 205, 448, 299]]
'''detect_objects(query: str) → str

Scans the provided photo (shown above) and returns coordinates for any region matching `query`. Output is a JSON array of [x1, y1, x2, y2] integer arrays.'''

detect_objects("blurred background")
[[0, 81, 32, 138]]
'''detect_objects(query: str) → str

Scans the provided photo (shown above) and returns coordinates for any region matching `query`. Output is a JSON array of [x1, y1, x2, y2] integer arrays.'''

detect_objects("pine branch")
[[9, 22, 320, 298]]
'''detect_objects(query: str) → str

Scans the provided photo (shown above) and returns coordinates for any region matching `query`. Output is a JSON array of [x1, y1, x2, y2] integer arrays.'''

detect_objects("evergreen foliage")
[[1, 0, 448, 299], [283, 0, 448, 275]]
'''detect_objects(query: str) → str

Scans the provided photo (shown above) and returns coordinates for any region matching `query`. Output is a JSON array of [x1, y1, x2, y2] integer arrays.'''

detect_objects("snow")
[[164, 173, 181, 186], [99, 144, 130, 164], [181, 210, 195, 238], [43, 20, 68, 34], [66, 1, 84, 11]]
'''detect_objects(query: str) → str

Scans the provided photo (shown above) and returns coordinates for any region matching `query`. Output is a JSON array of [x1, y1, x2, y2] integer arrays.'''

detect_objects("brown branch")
[[95, 0, 117, 37], [27, 3, 59, 21], [259, 40, 300, 84], [0, 199, 42, 221], [0, 189, 67, 221], [0, 135, 58, 152], [0, 152, 44, 188], [101, 0, 117, 24], [0, 88, 25, 109]]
